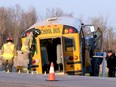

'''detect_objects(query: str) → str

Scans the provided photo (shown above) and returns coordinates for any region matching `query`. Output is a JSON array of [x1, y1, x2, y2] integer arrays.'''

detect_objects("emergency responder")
[[21, 32, 33, 53], [106, 50, 116, 77], [1, 37, 16, 72], [46, 39, 57, 71], [21, 29, 40, 72], [21, 32, 33, 72]]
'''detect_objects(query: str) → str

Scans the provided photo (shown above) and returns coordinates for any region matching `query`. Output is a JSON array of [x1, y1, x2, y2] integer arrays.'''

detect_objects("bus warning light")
[[41, 26, 44, 28], [69, 28, 74, 33], [54, 25, 57, 27], [48, 25, 51, 27], [64, 29, 69, 34]]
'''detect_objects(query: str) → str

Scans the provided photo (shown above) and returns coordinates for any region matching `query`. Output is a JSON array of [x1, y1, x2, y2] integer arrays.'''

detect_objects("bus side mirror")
[[90, 26, 96, 33], [94, 34, 97, 38]]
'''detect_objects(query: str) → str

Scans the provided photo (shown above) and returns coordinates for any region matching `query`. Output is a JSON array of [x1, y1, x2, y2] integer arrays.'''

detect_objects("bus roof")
[[28, 16, 82, 32]]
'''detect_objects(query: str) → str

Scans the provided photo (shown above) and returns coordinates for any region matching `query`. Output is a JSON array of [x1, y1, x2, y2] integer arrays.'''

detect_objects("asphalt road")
[[0, 72, 116, 87]]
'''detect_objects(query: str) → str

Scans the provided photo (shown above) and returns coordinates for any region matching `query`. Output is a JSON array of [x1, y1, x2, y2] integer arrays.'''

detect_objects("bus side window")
[[64, 38, 75, 52]]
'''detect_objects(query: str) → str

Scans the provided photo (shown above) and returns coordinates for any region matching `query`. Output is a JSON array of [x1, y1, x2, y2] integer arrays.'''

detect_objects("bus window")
[[64, 38, 75, 52]]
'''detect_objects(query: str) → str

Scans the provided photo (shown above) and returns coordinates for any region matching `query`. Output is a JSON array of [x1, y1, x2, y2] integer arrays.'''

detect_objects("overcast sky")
[[0, 0, 116, 28]]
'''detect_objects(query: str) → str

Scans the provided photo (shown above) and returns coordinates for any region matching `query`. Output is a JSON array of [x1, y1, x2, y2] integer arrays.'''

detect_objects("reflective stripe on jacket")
[[2, 43, 15, 59]]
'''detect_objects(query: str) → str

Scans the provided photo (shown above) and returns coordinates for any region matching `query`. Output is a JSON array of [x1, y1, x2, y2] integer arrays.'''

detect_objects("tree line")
[[0, 5, 115, 52], [0, 5, 37, 49]]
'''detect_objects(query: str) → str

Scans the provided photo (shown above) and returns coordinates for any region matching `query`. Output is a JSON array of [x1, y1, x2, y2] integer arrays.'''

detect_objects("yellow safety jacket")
[[2, 42, 15, 60], [21, 34, 33, 53], [21, 45, 29, 53]]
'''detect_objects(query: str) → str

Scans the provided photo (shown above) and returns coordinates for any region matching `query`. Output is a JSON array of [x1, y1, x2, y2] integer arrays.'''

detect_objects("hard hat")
[[7, 37, 13, 41]]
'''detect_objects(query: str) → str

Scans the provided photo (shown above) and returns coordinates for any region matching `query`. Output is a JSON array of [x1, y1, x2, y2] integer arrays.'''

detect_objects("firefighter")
[[1, 37, 16, 72], [21, 29, 40, 72], [21, 32, 33, 53], [21, 32, 33, 72]]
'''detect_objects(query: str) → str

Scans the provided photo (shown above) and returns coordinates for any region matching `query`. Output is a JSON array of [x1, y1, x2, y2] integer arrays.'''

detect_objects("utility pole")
[[108, 30, 110, 50], [107, 28, 111, 50]]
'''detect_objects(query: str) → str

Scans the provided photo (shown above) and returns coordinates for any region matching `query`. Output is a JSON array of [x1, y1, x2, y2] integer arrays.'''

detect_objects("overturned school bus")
[[21, 16, 102, 75]]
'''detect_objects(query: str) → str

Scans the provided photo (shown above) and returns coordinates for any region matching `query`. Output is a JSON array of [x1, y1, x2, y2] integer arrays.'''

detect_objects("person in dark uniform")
[[46, 39, 57, 71], [90, 48, 103, 76], [106, 50, 116, 77]]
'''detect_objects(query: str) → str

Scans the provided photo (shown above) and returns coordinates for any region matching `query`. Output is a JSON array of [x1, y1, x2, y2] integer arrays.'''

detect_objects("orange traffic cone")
[[47, 62, 57, 81]]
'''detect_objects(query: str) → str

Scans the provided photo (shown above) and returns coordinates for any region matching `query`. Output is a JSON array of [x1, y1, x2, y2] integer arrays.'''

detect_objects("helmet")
[[26, 32, 30, 36], [7, 37, 13, 41]]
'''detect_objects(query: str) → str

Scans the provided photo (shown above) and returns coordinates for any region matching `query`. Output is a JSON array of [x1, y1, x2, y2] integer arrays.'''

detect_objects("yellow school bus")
[[21, 16, 99, 75]]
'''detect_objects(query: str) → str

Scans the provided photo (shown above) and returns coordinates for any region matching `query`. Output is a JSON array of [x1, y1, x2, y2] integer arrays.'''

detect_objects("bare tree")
[[0, 5, 38, 49], [0, 6, 115, 52], [45, 8, 73, 19], [89, 16, 116, 52]]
